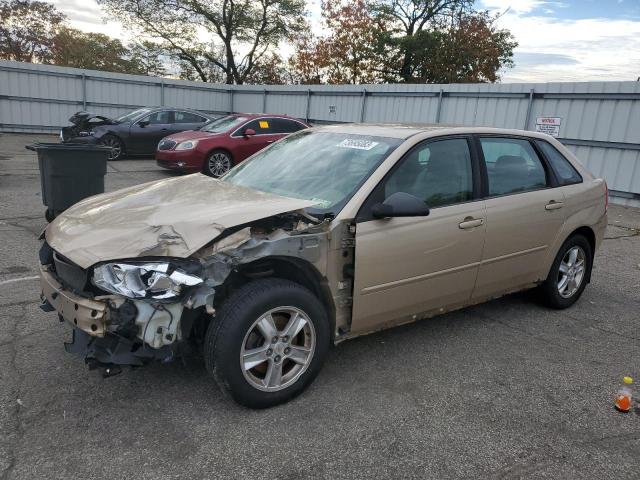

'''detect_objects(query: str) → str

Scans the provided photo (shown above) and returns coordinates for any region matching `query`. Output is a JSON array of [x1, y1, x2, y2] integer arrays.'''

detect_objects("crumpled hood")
[[46, 174, 318, 269], [67, 111, 115, 128]]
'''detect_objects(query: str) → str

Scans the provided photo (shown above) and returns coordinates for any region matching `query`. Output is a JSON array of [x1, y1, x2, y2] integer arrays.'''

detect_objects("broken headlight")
[[92, 262, 203, 300]]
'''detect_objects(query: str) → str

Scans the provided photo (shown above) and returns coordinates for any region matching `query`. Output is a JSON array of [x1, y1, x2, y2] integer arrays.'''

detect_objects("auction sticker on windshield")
[[336, 139, 379, 150]]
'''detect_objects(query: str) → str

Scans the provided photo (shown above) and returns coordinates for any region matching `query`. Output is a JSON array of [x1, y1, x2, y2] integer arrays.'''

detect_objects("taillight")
[[604, 181, 609, 212]]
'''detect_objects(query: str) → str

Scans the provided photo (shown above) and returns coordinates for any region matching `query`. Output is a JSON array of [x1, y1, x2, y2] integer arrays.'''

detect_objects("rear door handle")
[[459, 217, 484, 229], [545, 201, 564, 211], [266, 140, 275, 143]]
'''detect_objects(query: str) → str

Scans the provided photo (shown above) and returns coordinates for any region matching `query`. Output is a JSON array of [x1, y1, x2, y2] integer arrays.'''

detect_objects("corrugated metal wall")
[[1, 60, 639, 206]]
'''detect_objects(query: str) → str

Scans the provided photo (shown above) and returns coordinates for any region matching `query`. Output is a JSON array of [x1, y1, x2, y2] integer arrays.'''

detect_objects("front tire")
[[204, 279, 330, 408], [204, 149, 232, 177], [99, 134, 124, 160], [540, 234, 592, 309]]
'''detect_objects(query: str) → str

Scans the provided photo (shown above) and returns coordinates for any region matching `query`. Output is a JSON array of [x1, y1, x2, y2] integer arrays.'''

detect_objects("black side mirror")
[[138, 120, 150, 128], [371, 192, 430, 218]]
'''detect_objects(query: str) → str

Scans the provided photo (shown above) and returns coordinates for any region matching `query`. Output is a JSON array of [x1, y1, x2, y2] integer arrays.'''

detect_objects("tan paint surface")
[[341, 127, 607, 337], [351, 201, 487, 333], [42, 124, 607, 344], [472, 189, 566, 298], [40, 265, 108, 336], [46, 173, 317, 268]]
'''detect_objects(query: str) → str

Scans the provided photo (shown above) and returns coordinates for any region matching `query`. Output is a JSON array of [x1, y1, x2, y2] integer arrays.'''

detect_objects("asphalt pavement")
[[0, 133, 638, 479]]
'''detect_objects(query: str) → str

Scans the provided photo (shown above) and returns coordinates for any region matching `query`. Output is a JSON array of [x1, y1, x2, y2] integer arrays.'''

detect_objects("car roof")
[[142, 107, 215, 118], [312, 123, 556, 141], [231, 113, 305, 121]]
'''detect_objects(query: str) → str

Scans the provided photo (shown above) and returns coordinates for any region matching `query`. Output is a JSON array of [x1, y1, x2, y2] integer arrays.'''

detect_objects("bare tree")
[[97, 0, 306, 84]]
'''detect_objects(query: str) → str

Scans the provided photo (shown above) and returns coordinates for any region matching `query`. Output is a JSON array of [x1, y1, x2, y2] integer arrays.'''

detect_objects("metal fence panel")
[[1, 60, 639, 206]]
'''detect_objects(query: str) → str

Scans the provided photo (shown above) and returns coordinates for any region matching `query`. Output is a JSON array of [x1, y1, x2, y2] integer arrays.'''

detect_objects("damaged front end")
[[60, 111, 115, 142], [39, 244, 202, 370], [39, 207, 349, 376]]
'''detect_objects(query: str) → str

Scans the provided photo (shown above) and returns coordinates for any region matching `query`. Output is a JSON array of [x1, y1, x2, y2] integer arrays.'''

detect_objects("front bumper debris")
[[61, 134, 99, 145], [40, 265, 185, 369], [65, 327, 174, 367], [39, 265, 108, 336]]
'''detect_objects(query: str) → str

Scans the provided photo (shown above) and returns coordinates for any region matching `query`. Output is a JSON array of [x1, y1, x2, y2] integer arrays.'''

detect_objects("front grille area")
[[53, 252, 89, 293], [158, 139, 177, 151]]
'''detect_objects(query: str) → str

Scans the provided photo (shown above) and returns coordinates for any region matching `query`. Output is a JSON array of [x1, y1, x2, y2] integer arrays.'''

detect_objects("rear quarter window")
[[536, 140, 583, 186], [479, 137, 548, 196]]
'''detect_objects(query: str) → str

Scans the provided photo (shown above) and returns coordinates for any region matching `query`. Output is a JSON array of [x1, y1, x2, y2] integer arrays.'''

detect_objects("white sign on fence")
[[535, 116, 562, 137]]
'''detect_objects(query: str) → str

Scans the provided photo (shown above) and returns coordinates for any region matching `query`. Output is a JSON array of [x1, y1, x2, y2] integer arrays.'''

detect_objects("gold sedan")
[[40, 124, 608, 407]]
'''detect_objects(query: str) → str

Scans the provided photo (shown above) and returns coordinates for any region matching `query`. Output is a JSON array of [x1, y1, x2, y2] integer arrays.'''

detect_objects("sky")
[[45, 0, 640, 83]]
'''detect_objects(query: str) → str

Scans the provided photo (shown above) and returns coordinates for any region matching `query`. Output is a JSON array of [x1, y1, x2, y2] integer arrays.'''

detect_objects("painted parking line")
[[0, 275, 39, 286]]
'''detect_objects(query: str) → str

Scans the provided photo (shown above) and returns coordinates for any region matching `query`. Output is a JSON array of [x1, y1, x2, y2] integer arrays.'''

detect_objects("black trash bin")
[[26, 143, 111, 221]]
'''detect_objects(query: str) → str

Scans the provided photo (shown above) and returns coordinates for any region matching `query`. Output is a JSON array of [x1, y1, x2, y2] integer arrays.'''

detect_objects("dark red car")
[[155, 113, 309, 177]]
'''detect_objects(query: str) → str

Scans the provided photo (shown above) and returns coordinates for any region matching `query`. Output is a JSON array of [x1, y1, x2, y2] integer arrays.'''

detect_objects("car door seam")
[[361, 261, 483, 294], [479, 244, 548, 266]]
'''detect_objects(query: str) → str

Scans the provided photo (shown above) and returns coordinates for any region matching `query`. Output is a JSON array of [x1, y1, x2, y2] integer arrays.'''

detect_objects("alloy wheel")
[[557, 246, 586, 298], [100, 137, 121, 160], [208, 152, 231, 177], [240, 306, 316, 392]]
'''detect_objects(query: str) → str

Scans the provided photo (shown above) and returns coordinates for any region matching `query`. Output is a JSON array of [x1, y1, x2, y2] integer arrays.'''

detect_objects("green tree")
[[0, 0, 167, 76], [128, 40, 167, 76], [97, 0, 307, 84], [370, 0, 517, 83], [244, 52, 289, 84], [51, 26, 145, 74], [0, 0, 65, 62], [419, 11, 517, 83], [289, 0, 392, 84], [371, 0, 474, 82]]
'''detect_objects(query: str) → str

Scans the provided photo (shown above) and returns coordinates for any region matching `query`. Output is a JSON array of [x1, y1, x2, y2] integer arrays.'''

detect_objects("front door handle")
[[266, 140, 275, 144], [459, 217, 484, 229], [545, 201, 564, 211]]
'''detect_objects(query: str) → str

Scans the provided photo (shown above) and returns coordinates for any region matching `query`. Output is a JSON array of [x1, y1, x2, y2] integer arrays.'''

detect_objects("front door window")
[[384, 138, 473, 208]]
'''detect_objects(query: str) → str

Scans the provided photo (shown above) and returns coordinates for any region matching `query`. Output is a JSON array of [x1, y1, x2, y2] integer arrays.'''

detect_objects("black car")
[[60, 107, 216, 160]]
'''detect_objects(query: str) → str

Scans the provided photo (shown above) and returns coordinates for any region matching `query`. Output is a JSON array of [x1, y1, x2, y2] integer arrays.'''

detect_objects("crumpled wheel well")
[[220, 256, 337, 340]]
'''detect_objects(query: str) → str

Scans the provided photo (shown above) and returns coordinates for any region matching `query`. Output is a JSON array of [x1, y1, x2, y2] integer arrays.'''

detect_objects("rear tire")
[[539, 234, 592, 309], [99, 134, 124, 161], [203, 149, 232, 177], [204, 279, 330, 408]]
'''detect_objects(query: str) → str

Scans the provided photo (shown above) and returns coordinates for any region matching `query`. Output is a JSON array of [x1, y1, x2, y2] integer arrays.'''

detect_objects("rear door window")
[[480, 138, 548, 196], [269, 118, 307, 134], [174, 111, 207, 123], [536, 140, 582, 185]]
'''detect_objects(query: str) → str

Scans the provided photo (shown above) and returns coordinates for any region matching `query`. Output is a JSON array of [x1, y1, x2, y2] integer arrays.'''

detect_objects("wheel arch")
[[222, 256, 336, 342], [556, 226, 596, 283]]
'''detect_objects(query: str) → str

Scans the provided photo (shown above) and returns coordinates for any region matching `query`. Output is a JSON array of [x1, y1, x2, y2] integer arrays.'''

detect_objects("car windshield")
[[223, 131, 402, 216], [116, 108, 152, 123], [201, 115, 248, 133]]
